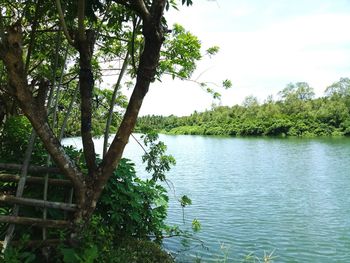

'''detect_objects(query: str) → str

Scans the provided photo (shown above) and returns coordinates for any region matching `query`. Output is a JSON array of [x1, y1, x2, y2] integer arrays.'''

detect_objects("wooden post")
[[0, 174, 72, 187], [0, 216, 71, 228], [0, 163, 60, 174], [2, 130, 36, 251], [0, 195, 77, 211]]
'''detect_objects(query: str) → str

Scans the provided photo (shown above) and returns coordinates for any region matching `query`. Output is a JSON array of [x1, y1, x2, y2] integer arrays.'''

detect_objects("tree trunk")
[[0, 0, 167, 234], [0, 24, 86, 218], [87, 0, 167, 218], [76, 30, 97, 177]]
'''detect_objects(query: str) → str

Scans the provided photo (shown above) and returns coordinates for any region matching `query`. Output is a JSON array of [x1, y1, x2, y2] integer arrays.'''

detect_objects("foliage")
[[0, 0, 203, 261], [137, 78, 350, 137], [0, 235, 36, 263], [100, 238, 174, 263], [278, 82, 315, 101], [206, 46, 220, 57], [0, 135, 172, 242], [180, 195, 192, 208], [96, 158, 169, 241], [1, 247, 36, 263], [212, 248, 277, 263], [1, 218, 174, 263], [158, 24, 201, 80], [141, 132, 176, 182], [60, 245, 98, 263], [191, 219, 201, 233], [325, 77, 350, 98], [0, 116, 47, 164], [222, 79, 232, 89], [0, 118, 175, 257]]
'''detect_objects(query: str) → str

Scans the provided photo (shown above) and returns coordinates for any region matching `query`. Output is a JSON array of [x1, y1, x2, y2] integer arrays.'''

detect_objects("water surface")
[[63, 135, 350, 262]]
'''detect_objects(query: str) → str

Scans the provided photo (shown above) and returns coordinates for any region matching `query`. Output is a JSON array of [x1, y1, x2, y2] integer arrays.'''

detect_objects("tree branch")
[[24, 0, 42, 73], [28, 57, 45, 74], [77, 0, 86, 41], [26, 119, 86, 206], [95, 0, 167, 205], [51, 45, 69, 133], [132, 0, 150, 20], [55, 0, 74, 46], [113, 0, 132, 10], [35, 79, 50, 113], [131, 17, 141, 73], [0, 7, 5, 43], [103, 49, 129, 157], [114, 0, 150, 20], [150, 0, 167, 23], [78, 30, 97, 175], [59, 82, 79, 140]]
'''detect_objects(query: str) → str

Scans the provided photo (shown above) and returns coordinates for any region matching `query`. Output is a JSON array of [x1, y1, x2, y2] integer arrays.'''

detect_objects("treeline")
[[137, 78, 350, 137]]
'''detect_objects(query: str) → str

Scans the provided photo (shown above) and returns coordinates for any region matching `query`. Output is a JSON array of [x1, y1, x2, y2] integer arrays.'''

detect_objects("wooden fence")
[[0, 163, 74, 249]]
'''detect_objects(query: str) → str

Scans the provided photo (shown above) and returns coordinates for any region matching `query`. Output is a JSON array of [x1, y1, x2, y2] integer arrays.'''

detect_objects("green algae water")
[[63, 135, 350, 262]]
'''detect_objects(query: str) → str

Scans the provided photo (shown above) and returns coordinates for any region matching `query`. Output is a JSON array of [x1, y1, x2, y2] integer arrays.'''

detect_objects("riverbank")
[[137, 85, 350, 137], [156, 125, 348, 137]]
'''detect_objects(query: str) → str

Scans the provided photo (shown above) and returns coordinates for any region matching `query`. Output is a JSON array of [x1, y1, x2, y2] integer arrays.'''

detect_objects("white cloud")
[[140, 3, 350, 115]]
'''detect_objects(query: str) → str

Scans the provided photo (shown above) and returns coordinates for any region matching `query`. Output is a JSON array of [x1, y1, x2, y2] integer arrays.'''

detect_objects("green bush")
[[0, 118, 174, 262], [0, 116, 48, 164], [96, 158, 169, 241], [104, 238, 174, 263]]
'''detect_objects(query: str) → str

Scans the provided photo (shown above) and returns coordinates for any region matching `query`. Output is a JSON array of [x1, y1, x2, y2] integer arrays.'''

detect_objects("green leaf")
[[81, 245, 98, 263], [60, 248, 79, 263], [206, 46, 220, 56], [192, 218, 201, 232], [223, 79, 232, 89], [180, 195, 192, 207]]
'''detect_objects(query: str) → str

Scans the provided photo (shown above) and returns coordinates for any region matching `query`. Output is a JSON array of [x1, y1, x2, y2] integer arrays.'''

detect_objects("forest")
[[137, 78, 350, 137]]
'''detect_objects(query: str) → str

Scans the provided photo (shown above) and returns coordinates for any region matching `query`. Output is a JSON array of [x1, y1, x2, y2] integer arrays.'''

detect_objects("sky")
[[138, 0, 350, 116]]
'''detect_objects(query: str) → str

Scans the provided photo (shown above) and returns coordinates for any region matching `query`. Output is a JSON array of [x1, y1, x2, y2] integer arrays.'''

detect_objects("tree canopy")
[[0, 0, 207, 249], [137, 78, 350, 137]]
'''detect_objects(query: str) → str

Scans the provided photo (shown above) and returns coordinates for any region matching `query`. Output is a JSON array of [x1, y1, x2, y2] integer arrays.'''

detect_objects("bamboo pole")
[[0, 163, 60, 174], [0, 195, 77, 211], [0, 174, 71, 187], [0, 239, 63, 248], [58, 82, 79, 140], [0, 216, 71, 228], [103, 50, 130, 157], [2, 130, 36, 251], [43, 44, 70, 241]]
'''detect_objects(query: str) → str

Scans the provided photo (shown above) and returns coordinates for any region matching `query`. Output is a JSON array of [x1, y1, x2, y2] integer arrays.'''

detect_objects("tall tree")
[[325, 77, 350, 98], [0, 0, 195, 230]]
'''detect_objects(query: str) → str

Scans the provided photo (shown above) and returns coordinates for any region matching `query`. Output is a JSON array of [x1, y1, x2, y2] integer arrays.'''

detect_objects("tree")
[[278, 82, 315, 115], [278, 82, 315, 101], [0, 0, 196, 234], [325, 77, 350, 98], [242, 95, 259, 108]]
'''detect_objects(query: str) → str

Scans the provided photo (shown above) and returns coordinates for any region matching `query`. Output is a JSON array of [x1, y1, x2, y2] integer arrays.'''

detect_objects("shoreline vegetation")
[[137, 80, 350, 138]]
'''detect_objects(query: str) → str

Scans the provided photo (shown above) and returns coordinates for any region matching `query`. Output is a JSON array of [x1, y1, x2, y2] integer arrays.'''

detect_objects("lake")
[[63, 135, 350, 262]]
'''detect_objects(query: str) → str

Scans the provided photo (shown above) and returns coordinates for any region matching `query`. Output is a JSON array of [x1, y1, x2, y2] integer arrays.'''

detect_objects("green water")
[[64, 135, 350, 262]]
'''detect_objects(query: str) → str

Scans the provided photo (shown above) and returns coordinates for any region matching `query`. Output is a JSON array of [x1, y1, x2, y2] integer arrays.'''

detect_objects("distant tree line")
[[137, 78, 350, 137]]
